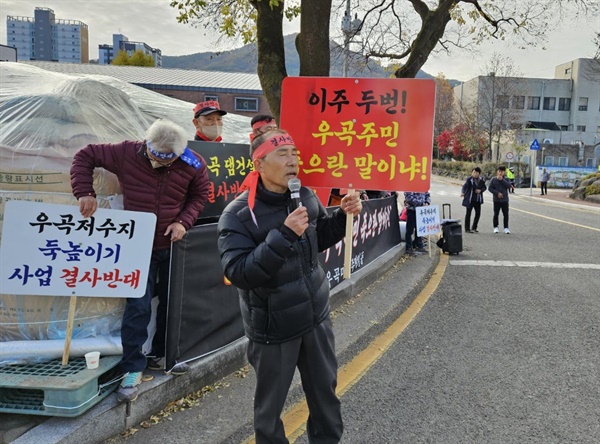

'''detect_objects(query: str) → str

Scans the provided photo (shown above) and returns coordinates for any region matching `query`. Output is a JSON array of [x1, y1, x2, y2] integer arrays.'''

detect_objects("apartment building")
[[454, 58, 599, 167], [6, 7, 89, 63], [99, 34, 162, 67]]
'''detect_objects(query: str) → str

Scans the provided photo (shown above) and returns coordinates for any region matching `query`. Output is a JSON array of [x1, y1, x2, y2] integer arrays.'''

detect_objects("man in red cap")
[[218, 129, 362, 443], [192, 100, 227, 142]]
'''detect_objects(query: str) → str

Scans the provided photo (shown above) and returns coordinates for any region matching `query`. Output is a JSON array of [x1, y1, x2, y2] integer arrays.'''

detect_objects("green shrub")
[[432, 159, 526, 181], [584, 184, 600, 197], [581, 172, 600, 182]]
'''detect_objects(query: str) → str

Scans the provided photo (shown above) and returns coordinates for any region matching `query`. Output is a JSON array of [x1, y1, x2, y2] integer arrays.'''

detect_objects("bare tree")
[[434, 73, 455, 139], [456, 53, 526, 161], [356, 0, 597, 79]]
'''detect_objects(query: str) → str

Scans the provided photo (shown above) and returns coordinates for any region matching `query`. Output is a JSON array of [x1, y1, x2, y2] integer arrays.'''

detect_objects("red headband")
[[251, 118, 276, 131], [240, 132, 296, 226], [252, 133, 295, 161]]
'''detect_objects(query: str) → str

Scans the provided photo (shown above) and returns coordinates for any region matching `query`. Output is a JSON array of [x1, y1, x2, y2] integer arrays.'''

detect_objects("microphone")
[[288, 178, 306, 241], [288, 178, 302, 209]]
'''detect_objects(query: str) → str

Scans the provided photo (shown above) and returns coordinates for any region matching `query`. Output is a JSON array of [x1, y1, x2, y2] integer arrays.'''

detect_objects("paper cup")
[[85, 351, 101, 369]]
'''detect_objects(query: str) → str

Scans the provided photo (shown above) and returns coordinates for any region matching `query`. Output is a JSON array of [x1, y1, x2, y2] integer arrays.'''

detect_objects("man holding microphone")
[[217, 129, 361, 443]]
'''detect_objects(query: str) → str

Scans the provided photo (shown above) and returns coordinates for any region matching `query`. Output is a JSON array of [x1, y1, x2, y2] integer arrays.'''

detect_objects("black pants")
[[464, 203, 481, 231], [493, 202, 509, 229], [404, 208, 423, 250], [247, 317, 343, 444], [541, 181, 548, 195]]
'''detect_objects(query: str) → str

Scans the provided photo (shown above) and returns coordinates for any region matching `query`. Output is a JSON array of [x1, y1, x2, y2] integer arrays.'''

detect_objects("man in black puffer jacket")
[[218, 130, 362, 444]]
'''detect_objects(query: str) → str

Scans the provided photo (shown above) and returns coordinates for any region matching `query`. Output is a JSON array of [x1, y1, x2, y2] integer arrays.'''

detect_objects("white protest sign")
[[0, 201, 156, 297], [416, 204, 441, 236]]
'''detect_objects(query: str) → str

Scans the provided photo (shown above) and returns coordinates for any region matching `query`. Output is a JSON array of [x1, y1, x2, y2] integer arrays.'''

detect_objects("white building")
[[6, 7, 89, 63], [454, 58, 599, 165], [98, 34, 161, 67]]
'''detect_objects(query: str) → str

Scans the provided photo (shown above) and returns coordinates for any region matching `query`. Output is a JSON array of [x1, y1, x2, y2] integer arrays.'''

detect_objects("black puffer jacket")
[[217, 182, 347, 344]]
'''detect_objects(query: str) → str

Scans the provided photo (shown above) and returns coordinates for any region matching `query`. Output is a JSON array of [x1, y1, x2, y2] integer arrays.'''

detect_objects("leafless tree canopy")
[[351, 0, 598, 78]]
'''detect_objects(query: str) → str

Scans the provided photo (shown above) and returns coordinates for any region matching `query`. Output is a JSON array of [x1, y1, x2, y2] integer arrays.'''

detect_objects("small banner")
[[0, 201, 156, 297], [416, 204, 441, 236]]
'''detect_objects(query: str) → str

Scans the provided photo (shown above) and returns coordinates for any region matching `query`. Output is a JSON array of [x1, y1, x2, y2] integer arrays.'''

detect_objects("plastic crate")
[[0, 356, 121, 417]]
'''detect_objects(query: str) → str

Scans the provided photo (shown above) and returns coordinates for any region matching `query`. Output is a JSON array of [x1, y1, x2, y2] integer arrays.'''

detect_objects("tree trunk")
[[394, 5, 452, 78], [296, 0, 332, 76], [251, 0, 287, 121]]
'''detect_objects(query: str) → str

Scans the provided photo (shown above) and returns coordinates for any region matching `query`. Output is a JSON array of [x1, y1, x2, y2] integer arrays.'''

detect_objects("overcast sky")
[[1, 0, 597, 82]]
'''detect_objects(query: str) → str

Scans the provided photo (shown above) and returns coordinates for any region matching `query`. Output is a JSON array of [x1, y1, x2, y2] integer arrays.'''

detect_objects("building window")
[[559, 125, 568, 131], [527, 96, 540, 110], [497, 95, 509, 109], [204, 95, 218, 102], [234, 97, 259, 112], [543, 97, 556, 110], [565, 67, 571, 74], [558, 98, 571, 111], [544, 156, 554, 166], [578, 97, 588, 111], [512, 96, 525, 109], [558, 157, 568, 166], [576, 125, 586, 132], [586, 158, 597, 167]]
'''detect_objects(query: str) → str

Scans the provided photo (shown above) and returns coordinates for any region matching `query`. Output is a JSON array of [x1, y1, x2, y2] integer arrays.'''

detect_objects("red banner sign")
[[280, 77, 435, 192]]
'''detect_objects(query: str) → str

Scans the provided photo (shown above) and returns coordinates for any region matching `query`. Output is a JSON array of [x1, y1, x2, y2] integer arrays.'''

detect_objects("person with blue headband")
[[71, 119, 210, 403]]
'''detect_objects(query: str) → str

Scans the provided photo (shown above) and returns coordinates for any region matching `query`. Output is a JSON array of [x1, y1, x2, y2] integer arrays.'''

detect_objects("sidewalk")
[[2, 242, 439, 444]]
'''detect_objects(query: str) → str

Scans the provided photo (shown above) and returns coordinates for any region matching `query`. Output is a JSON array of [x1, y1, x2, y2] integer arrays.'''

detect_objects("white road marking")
[[449, 260, 600, 269]]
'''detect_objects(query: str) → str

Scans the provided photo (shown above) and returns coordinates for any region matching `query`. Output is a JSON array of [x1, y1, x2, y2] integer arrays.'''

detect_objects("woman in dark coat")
[[460, 166, 487, 233]]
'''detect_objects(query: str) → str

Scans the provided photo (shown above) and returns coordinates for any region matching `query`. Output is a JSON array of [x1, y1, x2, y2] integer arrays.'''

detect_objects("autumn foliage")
[[436, 124, 486, 161]]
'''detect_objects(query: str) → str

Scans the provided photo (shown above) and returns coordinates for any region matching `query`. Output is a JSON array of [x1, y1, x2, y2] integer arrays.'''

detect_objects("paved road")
[[105, 180, 600, 444], [330, 182, 600, 444]]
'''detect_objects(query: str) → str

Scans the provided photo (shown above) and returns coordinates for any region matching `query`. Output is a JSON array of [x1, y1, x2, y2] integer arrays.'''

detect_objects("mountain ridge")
[[162, 33, 460, 85]]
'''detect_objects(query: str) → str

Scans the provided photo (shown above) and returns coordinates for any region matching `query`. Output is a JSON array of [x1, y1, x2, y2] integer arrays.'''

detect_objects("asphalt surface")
[[336, 185, 600, 443], [4, 178, 599, 444]]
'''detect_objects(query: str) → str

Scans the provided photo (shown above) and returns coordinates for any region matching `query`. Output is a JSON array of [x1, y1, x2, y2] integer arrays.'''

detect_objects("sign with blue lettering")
[[530, 139, 540, 151], [416, 204, 441, 236], [0, 201, 156, 297]]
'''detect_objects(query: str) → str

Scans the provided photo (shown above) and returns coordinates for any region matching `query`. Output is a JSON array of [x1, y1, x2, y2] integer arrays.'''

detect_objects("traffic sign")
[[530, 139, 540, 151], [505, 151, 514, 161]]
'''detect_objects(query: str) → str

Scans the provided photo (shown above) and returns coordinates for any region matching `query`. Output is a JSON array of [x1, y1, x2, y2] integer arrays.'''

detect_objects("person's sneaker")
[[472, 229, 479, 233], [504, 228, 511, 234], [117, 372, 143, 403], [405, 249, 416, 256], [146, 356, 163, 371], [465, 229, 473, 233], [493, 227, 499, 234], [168, 362, 190, 376]]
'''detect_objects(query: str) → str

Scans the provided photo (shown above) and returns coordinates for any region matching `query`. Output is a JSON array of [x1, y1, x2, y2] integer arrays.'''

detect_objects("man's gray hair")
[[145, 119, 188, 156]]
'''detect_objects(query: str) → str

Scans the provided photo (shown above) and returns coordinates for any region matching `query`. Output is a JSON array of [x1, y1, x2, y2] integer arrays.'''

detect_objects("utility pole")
[[341, 0, 361, 77]]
